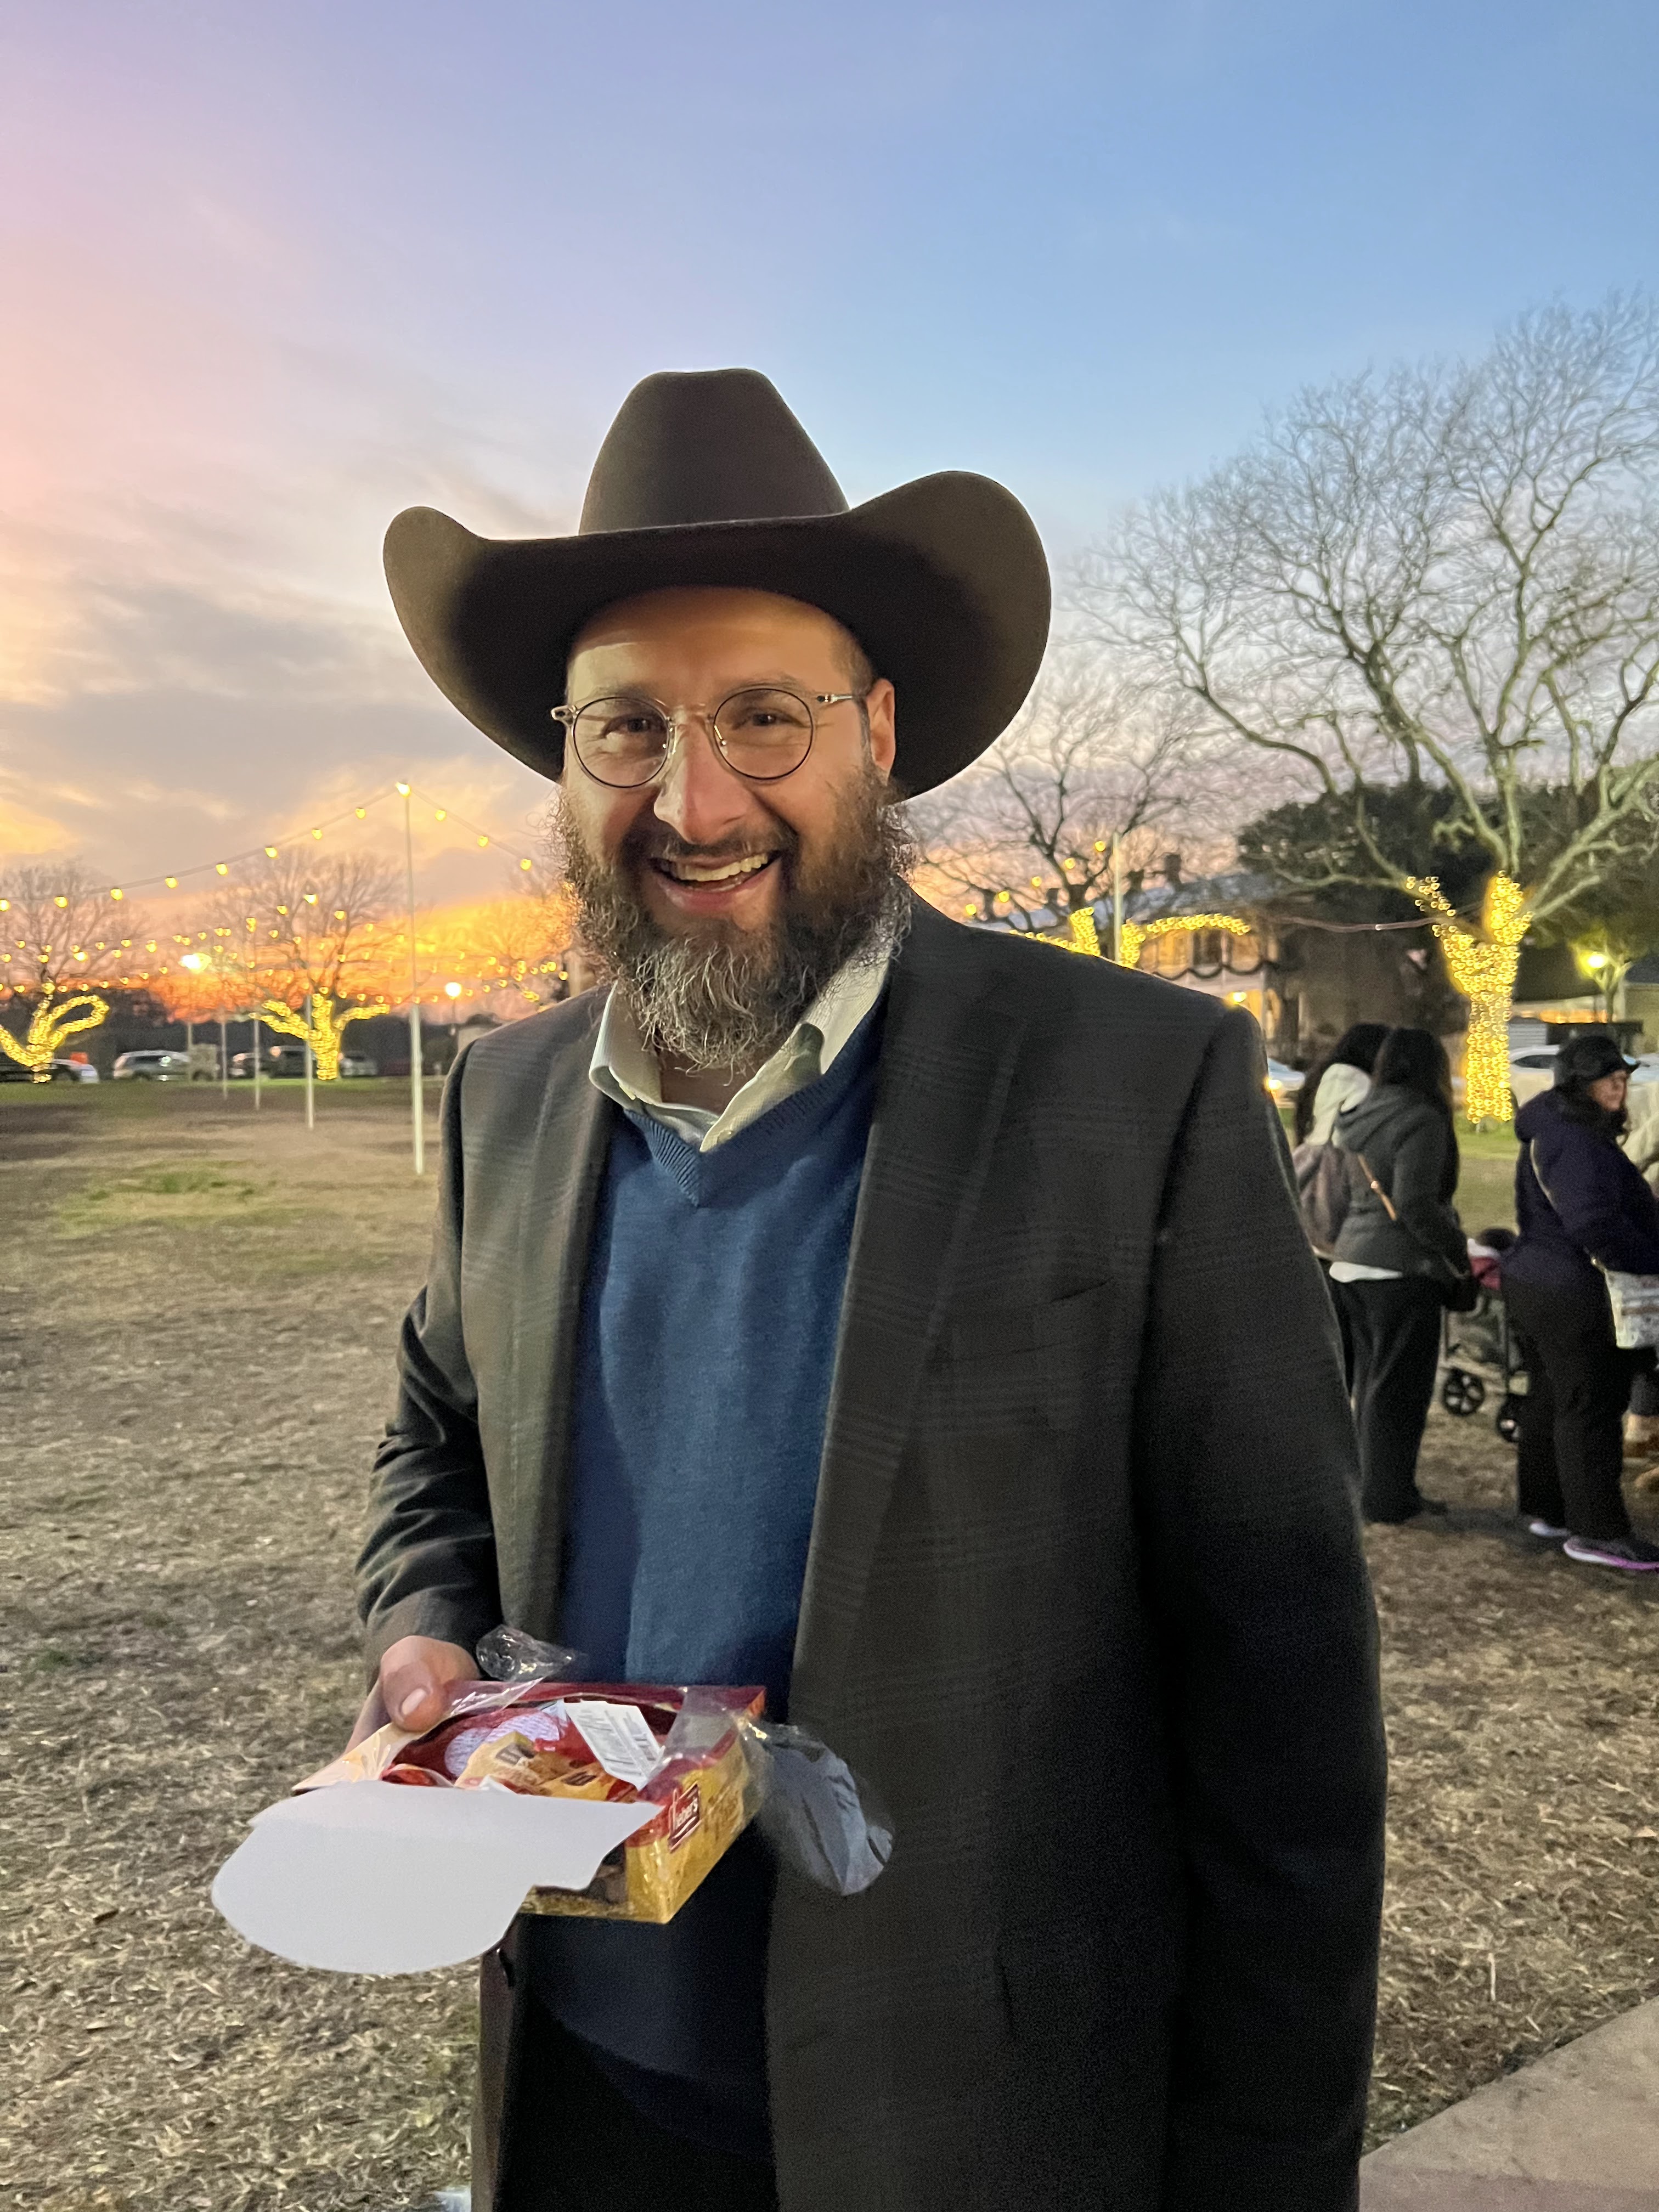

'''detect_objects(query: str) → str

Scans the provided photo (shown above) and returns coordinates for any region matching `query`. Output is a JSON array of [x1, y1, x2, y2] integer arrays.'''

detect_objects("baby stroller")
[[1438, 1229, 1526, 1443]]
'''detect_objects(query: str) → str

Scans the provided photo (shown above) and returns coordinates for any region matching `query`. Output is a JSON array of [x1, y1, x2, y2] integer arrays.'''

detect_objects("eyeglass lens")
[[569, 689, 816, 786]]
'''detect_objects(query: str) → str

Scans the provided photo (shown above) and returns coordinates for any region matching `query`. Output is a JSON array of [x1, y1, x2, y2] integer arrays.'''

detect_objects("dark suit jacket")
[[358, 896, 1386, 2212]]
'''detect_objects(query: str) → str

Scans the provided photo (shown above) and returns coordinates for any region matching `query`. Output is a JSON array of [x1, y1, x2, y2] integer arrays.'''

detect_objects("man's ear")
[[865, 678, 897, 780]]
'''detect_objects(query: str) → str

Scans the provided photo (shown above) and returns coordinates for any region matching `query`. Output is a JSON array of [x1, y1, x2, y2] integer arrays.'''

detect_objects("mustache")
[[621, 821, 798, 868], [552, 762, 914, 1076]]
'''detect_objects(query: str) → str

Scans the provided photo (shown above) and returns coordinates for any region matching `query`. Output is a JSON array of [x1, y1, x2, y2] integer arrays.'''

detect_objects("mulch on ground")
[[2, 1086, 474, 2212], [1368, 1409, 1659, 2146], [4, 1082, 1657, 2208]]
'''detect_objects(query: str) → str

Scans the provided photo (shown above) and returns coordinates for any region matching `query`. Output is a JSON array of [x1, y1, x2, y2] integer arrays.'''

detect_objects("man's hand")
[[347, 1634, 480, 1749]]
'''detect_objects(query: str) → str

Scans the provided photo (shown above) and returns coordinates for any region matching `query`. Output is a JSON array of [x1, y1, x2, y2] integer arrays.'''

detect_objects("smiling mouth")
[[649, 853, 779, 887]]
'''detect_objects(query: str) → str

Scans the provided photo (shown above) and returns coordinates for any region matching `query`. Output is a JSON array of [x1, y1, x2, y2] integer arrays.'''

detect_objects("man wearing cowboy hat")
[[354, 370, 1385, 2211]]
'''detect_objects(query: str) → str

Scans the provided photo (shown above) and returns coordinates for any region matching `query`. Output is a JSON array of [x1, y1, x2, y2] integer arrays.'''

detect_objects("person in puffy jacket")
[[1504, 1032, 1659, 1572], [1331, 1027, 1472, 1523], [1294, 1022, 1390, 1147]]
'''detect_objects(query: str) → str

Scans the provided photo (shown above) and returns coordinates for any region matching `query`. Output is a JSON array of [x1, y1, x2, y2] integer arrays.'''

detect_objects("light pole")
[[179, 953, 207, 1081], [399, 782, 424, 1176], [1111, 833, 1125, 966], [303, 990, 315, 1130]]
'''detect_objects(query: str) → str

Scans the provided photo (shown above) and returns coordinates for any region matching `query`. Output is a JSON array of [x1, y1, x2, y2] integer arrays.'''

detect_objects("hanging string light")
[[4, 782, 544, 907]]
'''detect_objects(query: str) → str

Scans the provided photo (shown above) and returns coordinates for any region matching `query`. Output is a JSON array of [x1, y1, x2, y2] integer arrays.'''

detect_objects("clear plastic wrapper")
[[296, 1627, 891, 1918], [479, 1632, 892, 1897]]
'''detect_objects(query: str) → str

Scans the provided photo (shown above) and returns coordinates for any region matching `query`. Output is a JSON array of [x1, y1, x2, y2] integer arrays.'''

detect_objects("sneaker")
[[1562, 1534, 1659, 1571], [1527, 1519, 1571, 1540]]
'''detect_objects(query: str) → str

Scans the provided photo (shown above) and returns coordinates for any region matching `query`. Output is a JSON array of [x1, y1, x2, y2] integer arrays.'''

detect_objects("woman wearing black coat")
[[1331, 1028, 1471, 1523], [1503, 1032, 1659, 1572]]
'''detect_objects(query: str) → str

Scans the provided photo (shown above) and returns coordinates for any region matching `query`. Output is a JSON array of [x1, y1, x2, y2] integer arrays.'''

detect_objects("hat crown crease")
[[578, 368, 848, 535]]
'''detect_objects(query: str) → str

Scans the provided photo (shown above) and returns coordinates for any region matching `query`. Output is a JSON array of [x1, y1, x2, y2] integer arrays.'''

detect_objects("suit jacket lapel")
[[507, 1008, 612, 1641], [791, 904, 1026, 1720]]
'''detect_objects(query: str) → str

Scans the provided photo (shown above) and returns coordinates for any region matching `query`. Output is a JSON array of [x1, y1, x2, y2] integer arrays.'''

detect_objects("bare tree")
[[452, 877, 582, 1008], [1090, 298, 1659, 916], [207, 854, 398, 1076], [0, 860, 148, 997], [911, 644, 1222, 930], [1084, 297, 1659, 1112], [0, 860, 149, 1071]]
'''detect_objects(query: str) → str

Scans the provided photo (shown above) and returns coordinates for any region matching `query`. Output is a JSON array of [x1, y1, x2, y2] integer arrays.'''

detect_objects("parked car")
[[111, 1050, 193, 1082], [1265, 1058, 1306, 1102], [1505, 1045, 1560, 1110], [338, 1053, 378, 1079], [1509, 1042, 1659, 1111], [229, 1047, 290, 1078], [2, 1049, 97, 1082]]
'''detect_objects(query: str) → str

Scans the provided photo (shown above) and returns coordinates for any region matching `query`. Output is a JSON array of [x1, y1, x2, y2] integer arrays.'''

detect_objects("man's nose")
[[651, 719, 752, 845]]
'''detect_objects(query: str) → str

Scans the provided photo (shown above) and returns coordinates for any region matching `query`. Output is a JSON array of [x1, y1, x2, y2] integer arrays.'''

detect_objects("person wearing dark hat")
[[351, 369, 1385, 2211], [1504, 1031, 1659, 1571]]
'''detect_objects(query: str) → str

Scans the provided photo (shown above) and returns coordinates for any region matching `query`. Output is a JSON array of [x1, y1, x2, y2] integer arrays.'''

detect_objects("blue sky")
[[2, 0, 1656, 891]]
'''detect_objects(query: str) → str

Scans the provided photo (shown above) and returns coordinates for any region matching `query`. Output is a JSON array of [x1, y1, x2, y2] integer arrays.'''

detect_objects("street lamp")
[[1583, 950, 1612, 1024]]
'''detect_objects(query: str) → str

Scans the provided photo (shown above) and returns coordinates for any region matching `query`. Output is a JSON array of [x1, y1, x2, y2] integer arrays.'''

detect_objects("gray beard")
[[556, 768, 915, 1077]]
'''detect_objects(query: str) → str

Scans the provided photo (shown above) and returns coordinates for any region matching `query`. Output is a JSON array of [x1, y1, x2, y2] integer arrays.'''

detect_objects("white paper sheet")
[[211, 1780, 656, 1975]]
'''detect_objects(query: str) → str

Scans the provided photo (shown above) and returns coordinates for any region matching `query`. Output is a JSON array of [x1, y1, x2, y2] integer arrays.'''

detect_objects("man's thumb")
[[384, 1666, 447, 1731]]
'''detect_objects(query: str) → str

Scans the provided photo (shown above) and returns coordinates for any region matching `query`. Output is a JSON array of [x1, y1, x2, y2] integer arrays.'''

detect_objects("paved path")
[[1362, 1999, 1659, 2209]]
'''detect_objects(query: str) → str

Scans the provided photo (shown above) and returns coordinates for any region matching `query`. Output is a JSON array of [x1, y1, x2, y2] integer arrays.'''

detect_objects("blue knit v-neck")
[[528, 1001, 883, 2148]]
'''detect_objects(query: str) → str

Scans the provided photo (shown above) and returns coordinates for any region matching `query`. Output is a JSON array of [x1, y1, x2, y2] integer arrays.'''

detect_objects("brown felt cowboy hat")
[[383, 368, 1050, 798]]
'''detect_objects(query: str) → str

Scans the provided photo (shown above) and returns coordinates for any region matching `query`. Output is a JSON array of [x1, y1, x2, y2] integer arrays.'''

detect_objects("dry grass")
[[3, 1083, 1657, 2203], [1, 1084, 472, 2212], [1365, 1407, 1659, 2146]]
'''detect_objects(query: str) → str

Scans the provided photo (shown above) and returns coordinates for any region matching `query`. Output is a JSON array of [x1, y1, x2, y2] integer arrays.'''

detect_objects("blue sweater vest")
[[527, 1002, 883, 2155]]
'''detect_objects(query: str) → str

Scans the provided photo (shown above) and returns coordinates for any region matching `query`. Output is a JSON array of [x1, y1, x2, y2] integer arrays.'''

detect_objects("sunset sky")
[[3, 0, 1656, 906]]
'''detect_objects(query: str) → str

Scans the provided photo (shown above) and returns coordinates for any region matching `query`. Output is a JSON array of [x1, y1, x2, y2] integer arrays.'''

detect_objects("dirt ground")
[[5, 1082, 1659, 2208]]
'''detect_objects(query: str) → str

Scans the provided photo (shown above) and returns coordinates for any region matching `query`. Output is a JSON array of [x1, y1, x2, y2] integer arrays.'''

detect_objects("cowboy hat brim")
[[382, 471, 1050, 799]]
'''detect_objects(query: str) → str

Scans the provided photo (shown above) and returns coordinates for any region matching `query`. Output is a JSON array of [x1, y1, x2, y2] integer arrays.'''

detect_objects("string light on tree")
[[1404, 872, 1529, 1125], [0, 986, 110, 1080], [258, 990, 392, 1081]]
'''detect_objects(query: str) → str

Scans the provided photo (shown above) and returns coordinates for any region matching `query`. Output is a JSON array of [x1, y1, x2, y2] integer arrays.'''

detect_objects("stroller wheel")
[[1496, 1393, 1523, 1444], [1441, 1367, 1486, 1417]]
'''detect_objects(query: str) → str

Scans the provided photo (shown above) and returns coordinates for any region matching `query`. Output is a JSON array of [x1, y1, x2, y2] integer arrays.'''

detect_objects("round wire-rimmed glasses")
[[552, 685, 860, 788]]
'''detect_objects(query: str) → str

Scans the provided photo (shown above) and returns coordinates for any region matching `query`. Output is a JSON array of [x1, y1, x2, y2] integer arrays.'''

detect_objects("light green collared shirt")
[[588, 954, 890, 1152]]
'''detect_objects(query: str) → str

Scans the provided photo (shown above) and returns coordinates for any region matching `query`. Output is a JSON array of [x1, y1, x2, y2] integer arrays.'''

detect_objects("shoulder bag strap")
[[1528, 1139, 1562, 1222], [1354, 1152, 1399, 1223], [1532, 1137, 1621, 1294], [1361, 1143, 1468, 1292]]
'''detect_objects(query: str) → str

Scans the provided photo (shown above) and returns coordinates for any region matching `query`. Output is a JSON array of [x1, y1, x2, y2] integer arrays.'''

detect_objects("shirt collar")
[[589, 950, 889, 1152]]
